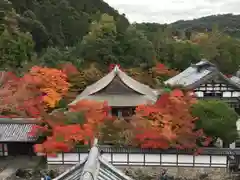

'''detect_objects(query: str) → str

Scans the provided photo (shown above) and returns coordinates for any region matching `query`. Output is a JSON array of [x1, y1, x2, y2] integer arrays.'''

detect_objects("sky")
[[104, 0, 240, 24]]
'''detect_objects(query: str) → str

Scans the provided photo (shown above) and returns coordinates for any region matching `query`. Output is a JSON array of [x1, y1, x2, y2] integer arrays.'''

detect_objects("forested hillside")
[[2, 0, 240, 76], [135, 14, 240, 74], [9, 0, 129, 52], [171, 14, 240, 38]]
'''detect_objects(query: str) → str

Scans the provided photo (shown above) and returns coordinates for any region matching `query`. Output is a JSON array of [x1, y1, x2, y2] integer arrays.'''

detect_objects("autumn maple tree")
[[31, 99, 111, 155], [0, 65, 112, 155], [0, 71, 43, 117], [28, 66, 69, 108], [153, 63, 179, 83], [131, 89, 211, 153], [0, 63, 211, 155], [59, 62, 104, 103]]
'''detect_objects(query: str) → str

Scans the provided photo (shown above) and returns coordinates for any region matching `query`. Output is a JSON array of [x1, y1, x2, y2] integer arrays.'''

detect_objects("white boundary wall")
[[47, 152, 228, 168]]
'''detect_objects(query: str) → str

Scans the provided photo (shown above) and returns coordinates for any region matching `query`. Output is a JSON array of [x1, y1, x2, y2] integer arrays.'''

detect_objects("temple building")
[[165, 60, 240, 148], [164, 60, 240, 110], [0, 118, 38, 156], [53, 139, 134, 180], [69, 65, 160, 118], [230, 69, 240, 87]]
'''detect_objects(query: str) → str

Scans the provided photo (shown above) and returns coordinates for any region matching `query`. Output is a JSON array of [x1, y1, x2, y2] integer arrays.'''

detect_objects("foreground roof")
[[0, 118, 38, 142], [53, 139, 133, 180], [69, 66, 159, 106], [164, 60, 240, 90], [230, 76, 240, 86]]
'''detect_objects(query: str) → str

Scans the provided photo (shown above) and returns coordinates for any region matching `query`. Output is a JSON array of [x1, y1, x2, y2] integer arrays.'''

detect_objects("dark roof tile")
[[165, 60, 240, 90], [69, 66, 159, 106], [0, 119, 37, 142]]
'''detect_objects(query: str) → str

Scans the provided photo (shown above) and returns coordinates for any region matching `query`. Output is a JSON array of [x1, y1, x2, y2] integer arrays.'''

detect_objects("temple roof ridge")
[[69, 65, 159, 106], [53, 138, 134, 180], [164, 60, 240, 90]]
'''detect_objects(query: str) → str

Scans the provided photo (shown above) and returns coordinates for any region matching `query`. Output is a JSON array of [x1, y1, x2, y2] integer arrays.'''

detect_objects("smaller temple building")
[[53, 139, 134, 180], [0, 118, 38, 156], [164, 60, 240, 109], [69, 65, 160, 118], [165, 60, 240, 148]]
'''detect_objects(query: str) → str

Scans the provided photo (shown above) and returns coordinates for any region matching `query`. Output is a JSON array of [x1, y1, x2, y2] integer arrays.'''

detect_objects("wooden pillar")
[[117, 110, 122, 118], [3, 144, 8, 156], [108, 110, 112, 116]]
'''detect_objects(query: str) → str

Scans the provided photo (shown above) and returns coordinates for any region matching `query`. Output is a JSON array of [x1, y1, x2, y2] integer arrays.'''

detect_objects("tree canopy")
[[191, 100, 239, 145], [2, 1, 240, 74]]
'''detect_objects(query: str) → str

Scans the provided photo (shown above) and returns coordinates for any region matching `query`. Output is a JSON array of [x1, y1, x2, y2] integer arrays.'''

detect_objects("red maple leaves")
[[154, 63, 179, 77], [0, 64, 210, 156], [32, 100, 112, 155], [132, 89, 210, 152], [0, 71, 44, 117], [108, 64, 122, 72], [0, 68, 112, 156]]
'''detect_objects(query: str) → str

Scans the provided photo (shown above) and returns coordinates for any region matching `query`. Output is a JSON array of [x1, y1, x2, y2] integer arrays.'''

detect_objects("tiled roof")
[[230, 76, 240, 86], [165, 61, 212, 87], [71, 94, 155, 107], [53, 161, 86, 180], [69, 66, 159, 106], [53, 139, 134, 180], [165, 60, 240, 90], [0, 118, 38, 142]]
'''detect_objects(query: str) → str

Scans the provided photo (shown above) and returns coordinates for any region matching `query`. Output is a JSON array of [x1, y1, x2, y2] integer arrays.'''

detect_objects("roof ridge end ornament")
[[92, 138, 98, 147], [113, 65, 120, 74]]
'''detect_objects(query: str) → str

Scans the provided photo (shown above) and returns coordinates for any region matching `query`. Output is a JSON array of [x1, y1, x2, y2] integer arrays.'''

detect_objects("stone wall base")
[[118, 166, 229, 180], [48, 165, 232, 180]]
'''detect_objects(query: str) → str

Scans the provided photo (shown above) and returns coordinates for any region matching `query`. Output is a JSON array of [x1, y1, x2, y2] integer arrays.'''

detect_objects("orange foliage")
[[0, 67, 110, 156], [132, 89, 211, 152], [28, 66, 69, 108], [0, 72, 44, 117], [32, 100, 112, 155]]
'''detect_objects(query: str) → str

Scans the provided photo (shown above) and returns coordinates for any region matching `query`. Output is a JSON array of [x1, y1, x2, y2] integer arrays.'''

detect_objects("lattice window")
[[195, 82, 240, 98]]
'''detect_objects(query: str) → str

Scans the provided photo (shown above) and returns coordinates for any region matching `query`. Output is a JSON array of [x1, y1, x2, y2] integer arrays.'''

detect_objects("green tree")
[[191, 100, 238, 145], [10, 0, 90, 48], [196, 25, 240, 74], [211, 36, 240, 74], [0, 2, 35, 73], [39, 47, 83, 69], [17, 10, 49, 52], [79, 14, 118, 67], [9, 0, 129, 49], [170, 42, 201, 70], [119, 25, 156, 68]]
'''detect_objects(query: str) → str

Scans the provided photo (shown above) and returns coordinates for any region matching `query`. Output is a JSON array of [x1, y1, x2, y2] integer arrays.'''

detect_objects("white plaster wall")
[[47, 153, 228, 167], [236, 119, 240, 131]]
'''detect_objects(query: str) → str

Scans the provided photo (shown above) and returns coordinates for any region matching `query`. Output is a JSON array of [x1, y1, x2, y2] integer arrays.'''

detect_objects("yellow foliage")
[[29, 66, 69, 108]]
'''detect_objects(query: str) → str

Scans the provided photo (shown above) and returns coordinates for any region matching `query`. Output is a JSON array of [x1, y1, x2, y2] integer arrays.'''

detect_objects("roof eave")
[[99, 156, 134, 180], [219, 73, 240, 90], [0, 118, 40, 124], [184, 70, 219, 90]]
